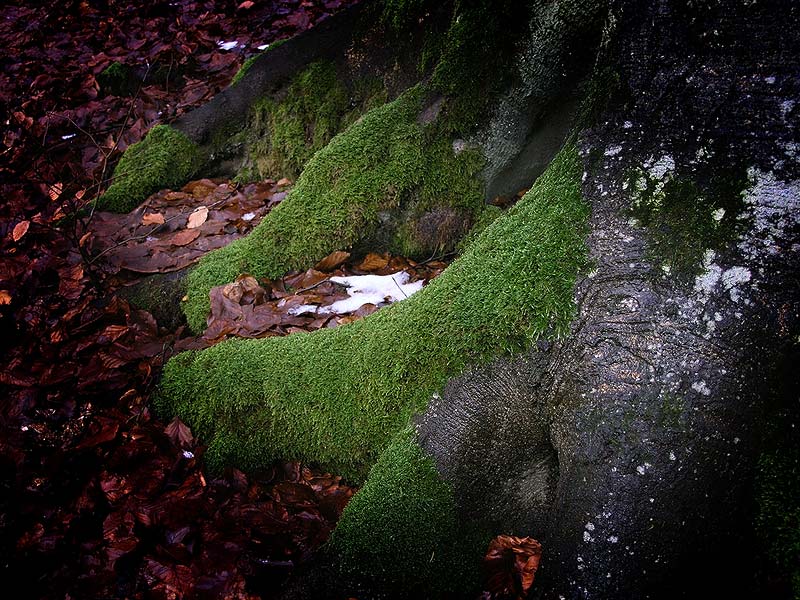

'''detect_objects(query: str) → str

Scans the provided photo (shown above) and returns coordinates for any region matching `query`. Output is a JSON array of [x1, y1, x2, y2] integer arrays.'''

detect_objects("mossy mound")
[[247, 61, 381, 180], [183, 88, 484, 332], [329, 425, 489, 596], [158, 145, 586, 479], [98, 125, 203, 213]]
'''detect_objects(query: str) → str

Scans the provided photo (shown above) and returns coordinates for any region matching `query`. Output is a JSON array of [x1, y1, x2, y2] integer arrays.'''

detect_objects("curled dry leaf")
[[186, 206, 209, 229], [0, 290, 12, 305], [12, 220, 29, 242], [484, 535, 543, 599]]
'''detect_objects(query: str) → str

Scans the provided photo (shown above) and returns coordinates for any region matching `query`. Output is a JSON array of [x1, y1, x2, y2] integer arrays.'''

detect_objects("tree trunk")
[[108, 0, 800, 596]]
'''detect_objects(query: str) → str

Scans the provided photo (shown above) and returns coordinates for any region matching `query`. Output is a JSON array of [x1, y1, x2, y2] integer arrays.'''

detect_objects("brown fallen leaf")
[[484, 535, 542, 599], [0, 290, 12, 305], [315, 250, 350, 272], [166, 228, 201, 246], [276, 177, 292, 187], [165, 417, 194, 449], [357, 252, 389, 272], [142, 212, 165, 226], [186, 206, 209, 229], [12, 220, 30, 241]]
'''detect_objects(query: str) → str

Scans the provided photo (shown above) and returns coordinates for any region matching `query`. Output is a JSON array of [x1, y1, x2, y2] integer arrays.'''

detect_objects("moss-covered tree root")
[[328, 425, 489, 596], [158, 145, 586, 476], [97, 125, 203, 213], [183, 89, 485, 332]]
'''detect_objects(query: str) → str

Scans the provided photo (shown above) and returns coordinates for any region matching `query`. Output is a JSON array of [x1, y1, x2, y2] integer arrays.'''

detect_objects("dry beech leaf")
[[315, 250, 350, 272], [357, 252, 389, 272], [142, 212, 165, 226], [168, 229, 201, 246], [0, 290, 11, 305], [12, 220, 29, 242], [165, 417, 194, 448], [186, 206, 209, 229], [276, 177, 292, 187]]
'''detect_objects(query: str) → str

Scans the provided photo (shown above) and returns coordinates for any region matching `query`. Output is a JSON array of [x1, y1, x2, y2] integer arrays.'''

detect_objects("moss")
[[97, 125, 202, 213], [97, 61, 134, 96], [629, 166, 748, 278], [184, 88, 484, 332], [329, 425, 488, 596], [158, 145, 587, 479], [249, 62, 350, 178], [429, 0, 530, 134]]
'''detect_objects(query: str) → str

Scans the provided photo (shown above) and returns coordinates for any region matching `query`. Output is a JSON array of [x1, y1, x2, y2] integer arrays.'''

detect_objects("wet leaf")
[[484, 535, 542, 599], [315, 250, 350, 272], [165, 417, 194, 448], [142, 212, 165, 226]]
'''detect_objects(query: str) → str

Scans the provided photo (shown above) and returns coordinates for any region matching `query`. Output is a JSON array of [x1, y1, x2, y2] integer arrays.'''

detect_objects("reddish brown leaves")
[[89, 178, 284, 274], [484, 535, 543, 599], [203, 253, 450, 344]]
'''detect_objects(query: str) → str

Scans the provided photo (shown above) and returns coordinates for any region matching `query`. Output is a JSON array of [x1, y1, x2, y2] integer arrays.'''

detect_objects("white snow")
[[217, 41, 239, 50], [242, 212, 256, 221], [257, 43, 270, 50], [61, 133, 76, 140], [604, 145, 623, 157], [288, 271, 424, 316], [323, 272, 423, 314]]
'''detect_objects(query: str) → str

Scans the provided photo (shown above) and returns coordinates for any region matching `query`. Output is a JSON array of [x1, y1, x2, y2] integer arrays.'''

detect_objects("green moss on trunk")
[[184, 88, 484, 332], [158, 145, 586, 479], [97, 125, 202, 213], [329, 425, 489, 596]]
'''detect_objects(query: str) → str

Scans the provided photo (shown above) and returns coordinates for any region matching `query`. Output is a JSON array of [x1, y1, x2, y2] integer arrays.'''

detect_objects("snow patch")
[[691, 380, 711, 396], [290, 272, 424, 316], [217, 40, 239, 50]]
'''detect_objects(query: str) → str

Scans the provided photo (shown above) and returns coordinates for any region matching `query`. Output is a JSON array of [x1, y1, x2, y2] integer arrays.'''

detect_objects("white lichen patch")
[[604, 145, 623, 157], [691, 380, 711, 396], [738, 168, 800, 261]]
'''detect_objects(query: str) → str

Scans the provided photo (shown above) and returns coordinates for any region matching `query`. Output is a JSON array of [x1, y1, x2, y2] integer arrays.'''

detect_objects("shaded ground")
[[0, 2, 366, 597]]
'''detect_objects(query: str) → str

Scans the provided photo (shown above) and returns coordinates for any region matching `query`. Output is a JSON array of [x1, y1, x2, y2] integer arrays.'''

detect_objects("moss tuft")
[[158, 145, 587, 479], [184, 88, 483, 332], [329, 425, 488, 596], [97, 61, 134, 96], [97, 125, 202, 213]]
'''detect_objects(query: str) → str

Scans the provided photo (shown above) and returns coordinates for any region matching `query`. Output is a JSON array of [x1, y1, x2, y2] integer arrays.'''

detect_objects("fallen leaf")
[[238, 0, 255, 9], [315, 250, 350, 272], [142, 212, 165, 226], [484, 535, 542, 599], [357, 252, 389, 272], [12, 220, 30, 241], [186, 206, 209, 229], [0, 291, 11, 305], [276, 177, 292, 187], [166, 228, 201, 246], [165, 417, 194, 448]]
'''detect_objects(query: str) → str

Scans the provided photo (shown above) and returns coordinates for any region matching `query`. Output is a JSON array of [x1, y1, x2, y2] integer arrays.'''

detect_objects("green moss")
[[184, 88, 484, 332], [329, 425, 488, 596], [249, 62, 350, 178], [97, 125, 202, 213], [629, 166, 748, 278], [245, 62, 386, 181], [97, 61, 133, 96], [429, 0, 530, 133], [158, 145, 586, 479]]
